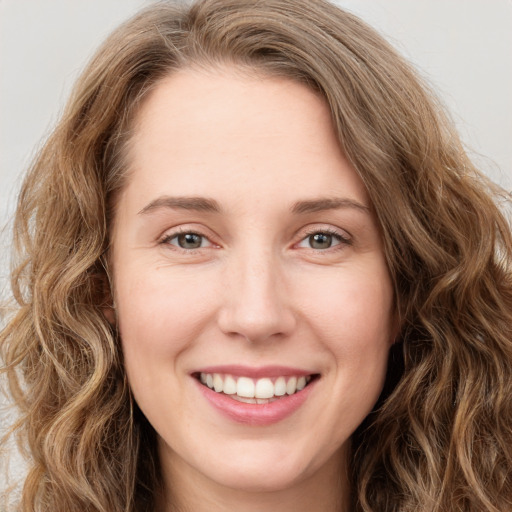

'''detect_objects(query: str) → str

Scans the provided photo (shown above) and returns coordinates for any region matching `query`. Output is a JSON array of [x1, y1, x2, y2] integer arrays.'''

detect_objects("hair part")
[[1, 1, 512, 510]]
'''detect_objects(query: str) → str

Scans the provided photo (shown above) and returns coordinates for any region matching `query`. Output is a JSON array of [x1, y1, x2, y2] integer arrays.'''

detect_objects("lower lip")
[[194, 378, 316, 426]]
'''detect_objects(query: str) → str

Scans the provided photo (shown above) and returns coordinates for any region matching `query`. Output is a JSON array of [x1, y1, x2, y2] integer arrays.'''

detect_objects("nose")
[[217, 249, 297, 343]]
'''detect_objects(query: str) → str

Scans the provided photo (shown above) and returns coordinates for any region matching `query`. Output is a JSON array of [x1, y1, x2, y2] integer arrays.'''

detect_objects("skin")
[[110, 66, 396, 512]]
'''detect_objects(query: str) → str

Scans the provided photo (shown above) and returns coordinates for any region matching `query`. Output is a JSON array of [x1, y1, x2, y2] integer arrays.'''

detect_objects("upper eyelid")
[[298, 224, 352, 241], [161, 231, 210, 242], [159, 224, 217, 242]]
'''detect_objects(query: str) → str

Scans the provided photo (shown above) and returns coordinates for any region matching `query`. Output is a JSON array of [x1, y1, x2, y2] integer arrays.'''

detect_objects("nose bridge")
[[218, 242, 295, 343]]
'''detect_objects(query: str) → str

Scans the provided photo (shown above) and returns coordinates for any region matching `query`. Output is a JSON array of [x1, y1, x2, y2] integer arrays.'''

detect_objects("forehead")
[[122, 66, 369, 211]]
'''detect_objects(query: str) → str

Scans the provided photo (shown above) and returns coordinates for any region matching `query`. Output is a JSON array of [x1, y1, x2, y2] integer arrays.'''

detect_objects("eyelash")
[[160, 228, 215, 251], [159, 226, 352, 252], [298, 227, 352, 251]]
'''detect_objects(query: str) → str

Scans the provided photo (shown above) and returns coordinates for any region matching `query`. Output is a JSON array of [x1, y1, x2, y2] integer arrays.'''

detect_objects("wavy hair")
[[2, 0, 511, 510]]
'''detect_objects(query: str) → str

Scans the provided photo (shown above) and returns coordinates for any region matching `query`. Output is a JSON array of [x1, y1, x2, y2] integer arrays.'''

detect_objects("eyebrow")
[[138, 195, 370, 216], [138, 196, 221, 215], [291, 197, 370, 215]]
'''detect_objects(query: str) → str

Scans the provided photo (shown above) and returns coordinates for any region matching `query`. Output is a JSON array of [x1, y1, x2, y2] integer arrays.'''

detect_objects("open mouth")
[[194, 372, 319, 404]]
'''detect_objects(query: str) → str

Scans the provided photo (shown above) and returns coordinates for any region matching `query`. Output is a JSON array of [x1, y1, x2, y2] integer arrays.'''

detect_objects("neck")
[[156, 444, 351, 512]]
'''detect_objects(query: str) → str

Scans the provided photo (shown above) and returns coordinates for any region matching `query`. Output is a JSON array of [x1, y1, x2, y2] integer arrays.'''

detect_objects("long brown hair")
[[2, 1, 511, 510]]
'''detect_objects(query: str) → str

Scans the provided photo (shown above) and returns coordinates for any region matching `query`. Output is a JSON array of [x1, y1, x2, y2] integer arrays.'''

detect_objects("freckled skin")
[[110, 67, 395, 512]]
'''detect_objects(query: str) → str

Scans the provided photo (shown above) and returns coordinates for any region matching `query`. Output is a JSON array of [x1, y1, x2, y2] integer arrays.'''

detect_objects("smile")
[[198, 373, 314, 404], [193, 366, 319, 425]]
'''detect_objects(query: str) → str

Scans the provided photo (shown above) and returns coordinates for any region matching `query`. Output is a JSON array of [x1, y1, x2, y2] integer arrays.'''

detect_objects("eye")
[[308, 232, 338, 249], [162, 232, 213, 250], [296, 230, 350, 250]]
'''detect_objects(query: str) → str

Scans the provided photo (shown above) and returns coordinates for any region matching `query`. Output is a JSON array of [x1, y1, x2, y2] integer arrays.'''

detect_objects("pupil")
[[178, 233, 202, 249], [310, 233, 332, 249]]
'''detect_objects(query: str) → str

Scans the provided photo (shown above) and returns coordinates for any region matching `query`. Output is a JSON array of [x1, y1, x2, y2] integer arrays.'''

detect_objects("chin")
[[208, 461, 309, 494], [197, 439, 340, 495]]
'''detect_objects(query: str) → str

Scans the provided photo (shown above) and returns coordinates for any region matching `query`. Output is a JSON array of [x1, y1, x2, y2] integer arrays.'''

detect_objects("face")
[[111, 67, 395, 500]]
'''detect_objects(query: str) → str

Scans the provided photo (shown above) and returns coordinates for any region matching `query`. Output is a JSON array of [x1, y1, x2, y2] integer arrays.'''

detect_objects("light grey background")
[[1, 0, 511, 498]]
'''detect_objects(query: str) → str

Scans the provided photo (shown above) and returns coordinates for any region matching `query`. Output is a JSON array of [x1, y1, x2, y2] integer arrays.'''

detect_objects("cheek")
[[295, 262, 394, 409], [114, 270, 219, 417], [115, 269, 218, 361], [296, 264, 394, 349]]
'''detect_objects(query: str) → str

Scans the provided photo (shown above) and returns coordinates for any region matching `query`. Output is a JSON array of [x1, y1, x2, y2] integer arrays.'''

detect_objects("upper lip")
[[193, 365, 316, 379]]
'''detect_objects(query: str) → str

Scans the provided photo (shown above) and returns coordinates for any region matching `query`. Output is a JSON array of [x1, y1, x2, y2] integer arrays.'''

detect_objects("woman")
[[1, 0, 511, 510]]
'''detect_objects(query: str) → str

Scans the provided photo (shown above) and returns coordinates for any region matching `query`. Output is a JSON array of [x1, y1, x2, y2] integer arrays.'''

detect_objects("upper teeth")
[[200, 373, 311, 399]]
